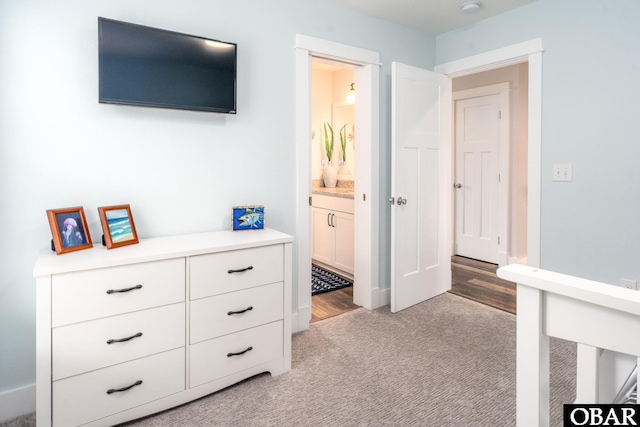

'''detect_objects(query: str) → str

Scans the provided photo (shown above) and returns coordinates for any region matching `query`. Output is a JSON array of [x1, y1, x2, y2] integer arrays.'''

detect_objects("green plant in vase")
[[322, 122, 338, 188], [338, 123, 350, 175], [339, 124, 347, 163], [323, 122, 334, 164]]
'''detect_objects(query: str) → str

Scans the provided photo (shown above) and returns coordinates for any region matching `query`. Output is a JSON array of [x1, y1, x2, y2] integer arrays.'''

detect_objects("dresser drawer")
[[53, 347, 185, 427], [52, 258, 185, 327], [52, 303, 185, 381], [190, 282, 283, 344], [190, 245, 283, 300], [190, 321, 283, 388]]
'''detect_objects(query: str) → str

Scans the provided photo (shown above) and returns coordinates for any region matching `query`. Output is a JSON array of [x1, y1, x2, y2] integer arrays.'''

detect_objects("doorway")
[[449, 64, 528, 312], [294, 35, 381, 333], [434, 38, 543, 269], [451, 64, 528, 267], [388, 38, 542, 314], [310, 57, 359, 322]]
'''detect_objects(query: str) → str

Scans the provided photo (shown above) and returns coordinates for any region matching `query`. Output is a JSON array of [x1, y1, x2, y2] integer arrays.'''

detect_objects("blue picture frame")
[[232, 206, 264, 231]]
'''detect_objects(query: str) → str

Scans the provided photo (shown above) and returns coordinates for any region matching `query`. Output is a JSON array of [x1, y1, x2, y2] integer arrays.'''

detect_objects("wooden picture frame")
[[46, 206, 93, 254], [98, 204, 139, 249], [232, 206, 265, 231]]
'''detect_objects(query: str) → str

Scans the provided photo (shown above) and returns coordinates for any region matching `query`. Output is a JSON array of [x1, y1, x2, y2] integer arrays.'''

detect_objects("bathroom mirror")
[[332, 102, 355, 177]]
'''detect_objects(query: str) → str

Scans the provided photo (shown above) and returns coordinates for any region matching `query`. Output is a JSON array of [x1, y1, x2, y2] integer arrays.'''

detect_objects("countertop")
[[312, 180, 354, 199]]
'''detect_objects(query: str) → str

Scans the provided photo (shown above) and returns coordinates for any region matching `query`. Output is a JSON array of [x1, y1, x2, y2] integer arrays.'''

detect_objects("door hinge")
[[309, 196, 312, 206], [498, 173, 501, 182], [498, 236, 501, 244], [499, 110, 502, 119]]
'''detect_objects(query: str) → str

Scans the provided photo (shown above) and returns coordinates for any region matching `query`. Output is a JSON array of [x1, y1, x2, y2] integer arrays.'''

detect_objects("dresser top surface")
[[34, 228, 293, 277]]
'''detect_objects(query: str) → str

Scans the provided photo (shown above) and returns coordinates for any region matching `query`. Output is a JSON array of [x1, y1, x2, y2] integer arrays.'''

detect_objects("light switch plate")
[[553, 164, 572, 182]]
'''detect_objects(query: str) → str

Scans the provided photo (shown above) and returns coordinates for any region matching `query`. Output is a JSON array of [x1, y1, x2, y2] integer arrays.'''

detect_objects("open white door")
[[390, 62, 452, 313]]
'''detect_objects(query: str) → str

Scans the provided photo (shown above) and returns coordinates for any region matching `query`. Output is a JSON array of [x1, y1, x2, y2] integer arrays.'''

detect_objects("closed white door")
[[390, 62, 451, 313], [454, 93, 500, 264]]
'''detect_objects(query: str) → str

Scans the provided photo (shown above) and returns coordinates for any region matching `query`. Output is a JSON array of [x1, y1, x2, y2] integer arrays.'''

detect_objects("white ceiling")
[[321, 0, 537, 35]]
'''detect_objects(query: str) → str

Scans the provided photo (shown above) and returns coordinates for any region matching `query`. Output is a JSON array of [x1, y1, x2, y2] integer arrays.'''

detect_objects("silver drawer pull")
[[227, 266, 253, 274], [227, 306, 253, 316], [106, 284, 142, 294], [227, 346, 253, 357], [106, 380, 142, 395], [107, 332, 143, 345]]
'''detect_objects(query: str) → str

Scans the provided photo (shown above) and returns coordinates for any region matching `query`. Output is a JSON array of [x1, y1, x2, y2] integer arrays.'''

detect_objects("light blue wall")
[[438, 0, 640, 284], [0, 0, 435, 394]]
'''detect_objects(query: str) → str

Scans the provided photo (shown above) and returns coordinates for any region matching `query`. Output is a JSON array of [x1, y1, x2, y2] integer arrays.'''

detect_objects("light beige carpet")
[[3, 293, 576, 427]]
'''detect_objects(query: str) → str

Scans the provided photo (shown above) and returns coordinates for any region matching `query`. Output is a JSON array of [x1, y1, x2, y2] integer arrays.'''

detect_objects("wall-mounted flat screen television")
[[99, 17, 237, 114]]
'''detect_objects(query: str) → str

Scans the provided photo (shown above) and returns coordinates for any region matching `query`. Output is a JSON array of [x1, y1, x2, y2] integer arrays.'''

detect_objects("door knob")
[[397, 197, 407, 206], [454, 183, 462, 189]]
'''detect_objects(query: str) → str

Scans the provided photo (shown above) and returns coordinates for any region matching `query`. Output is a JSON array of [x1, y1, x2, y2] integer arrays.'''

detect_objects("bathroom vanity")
[[311, 187, 354, 278]]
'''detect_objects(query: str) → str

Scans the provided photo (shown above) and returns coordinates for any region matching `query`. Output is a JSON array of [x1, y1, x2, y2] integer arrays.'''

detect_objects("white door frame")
[[452, 83, 510, 266], [435, 38, 543, 268], [294, 35, 381, 333]]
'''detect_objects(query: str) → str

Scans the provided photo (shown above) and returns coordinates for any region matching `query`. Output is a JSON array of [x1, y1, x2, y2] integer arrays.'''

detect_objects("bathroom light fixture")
[[346, 83, 355, 104], [460, 1, 481, 14]]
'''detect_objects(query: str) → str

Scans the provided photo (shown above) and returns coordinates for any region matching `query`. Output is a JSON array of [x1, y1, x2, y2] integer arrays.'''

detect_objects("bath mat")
[[312, 265, 353, 296]]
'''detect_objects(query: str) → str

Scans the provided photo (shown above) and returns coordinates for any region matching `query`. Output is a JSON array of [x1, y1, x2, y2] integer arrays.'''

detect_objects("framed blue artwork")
[[98, 204, 139, 249], [232, 206, 264, 231]]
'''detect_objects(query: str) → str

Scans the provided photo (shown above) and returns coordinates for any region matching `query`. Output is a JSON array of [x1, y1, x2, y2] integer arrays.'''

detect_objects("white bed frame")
[[497, 264, 640, 427]]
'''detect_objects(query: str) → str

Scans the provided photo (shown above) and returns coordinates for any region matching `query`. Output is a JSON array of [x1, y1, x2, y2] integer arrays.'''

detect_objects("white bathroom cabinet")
[[311, 194, 354, 276], [33, 229, 292, 427]]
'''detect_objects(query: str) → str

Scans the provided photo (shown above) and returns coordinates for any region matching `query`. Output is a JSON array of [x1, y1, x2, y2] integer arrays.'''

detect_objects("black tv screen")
[[99, 17, 237, 114]]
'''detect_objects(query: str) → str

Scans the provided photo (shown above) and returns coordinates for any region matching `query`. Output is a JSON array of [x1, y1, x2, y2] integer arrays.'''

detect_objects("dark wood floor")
[[310, 256, 515, 322], [449, 255, 516, 314], [311, 286, 358, 323]]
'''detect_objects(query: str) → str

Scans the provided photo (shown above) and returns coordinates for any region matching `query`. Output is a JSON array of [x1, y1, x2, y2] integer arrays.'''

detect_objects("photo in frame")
[[232, 206, 264, 231], [46, 206, 93, 254], [98, 204, 139, 249]]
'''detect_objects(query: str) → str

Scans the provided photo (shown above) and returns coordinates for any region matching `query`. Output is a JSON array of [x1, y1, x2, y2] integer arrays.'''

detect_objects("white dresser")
[[34, 229, 293, 427]]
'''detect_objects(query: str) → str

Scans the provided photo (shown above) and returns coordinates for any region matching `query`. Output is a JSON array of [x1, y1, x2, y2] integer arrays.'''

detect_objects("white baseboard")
[[0, 383, 35, 423], [291, 311, 301, 333], [378, 287, 390, 307], [498, 251, 509, 267], [292, 305, 311, 334]]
